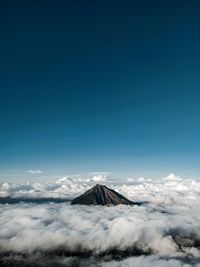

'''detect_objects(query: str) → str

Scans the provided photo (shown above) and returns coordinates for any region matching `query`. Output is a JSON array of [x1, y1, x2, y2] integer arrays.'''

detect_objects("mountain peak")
[[71, 184, 133, 206], [93, 183, 103, 188]]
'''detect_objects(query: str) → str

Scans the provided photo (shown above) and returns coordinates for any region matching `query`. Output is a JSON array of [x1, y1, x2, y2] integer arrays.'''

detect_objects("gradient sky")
[[0, 0, 200, 181]]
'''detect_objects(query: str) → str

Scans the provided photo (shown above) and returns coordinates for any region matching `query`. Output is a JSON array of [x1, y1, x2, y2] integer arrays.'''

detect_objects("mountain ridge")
[[71, 184, 134, 206]]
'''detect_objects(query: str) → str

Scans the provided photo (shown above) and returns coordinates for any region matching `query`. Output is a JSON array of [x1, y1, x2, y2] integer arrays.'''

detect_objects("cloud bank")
[[0, 174, 200, 266]]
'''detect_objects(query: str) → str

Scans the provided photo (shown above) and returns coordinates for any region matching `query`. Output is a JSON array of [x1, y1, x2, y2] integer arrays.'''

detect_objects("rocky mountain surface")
[[71, 184, 134, 205]]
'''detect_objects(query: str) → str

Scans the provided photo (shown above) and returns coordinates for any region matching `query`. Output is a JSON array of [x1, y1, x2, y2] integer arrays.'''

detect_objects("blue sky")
[[0, 0, 200, 181]]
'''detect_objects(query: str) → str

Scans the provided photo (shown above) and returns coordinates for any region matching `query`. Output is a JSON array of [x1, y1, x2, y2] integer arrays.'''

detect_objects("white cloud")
[[83, 172, 111, 183], [0, 174, 200, 265], [91, 174, 107, 182], [164, 173, 182, 181], [27, 170, 43, 174], [137, 176, 145, 182], [127, 177, 135, 182], [0, 174, 200, 205], [0, 199, 200, 265]]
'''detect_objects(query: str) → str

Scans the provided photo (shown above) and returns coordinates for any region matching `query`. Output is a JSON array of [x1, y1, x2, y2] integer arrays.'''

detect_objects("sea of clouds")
[[0, 174, 200, 266]]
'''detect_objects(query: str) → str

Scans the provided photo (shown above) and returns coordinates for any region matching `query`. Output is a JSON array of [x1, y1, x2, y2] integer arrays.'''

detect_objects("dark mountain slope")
[[71, 184, 134, 205]]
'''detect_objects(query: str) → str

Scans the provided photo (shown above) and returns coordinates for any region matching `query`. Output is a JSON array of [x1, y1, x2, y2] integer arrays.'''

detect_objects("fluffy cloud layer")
[[0, 175, 200, 266], [1, 174, 200, 205]]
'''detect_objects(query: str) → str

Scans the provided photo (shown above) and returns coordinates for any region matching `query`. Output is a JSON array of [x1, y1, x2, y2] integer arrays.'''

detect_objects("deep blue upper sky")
[[0, 0, 200, 180]]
